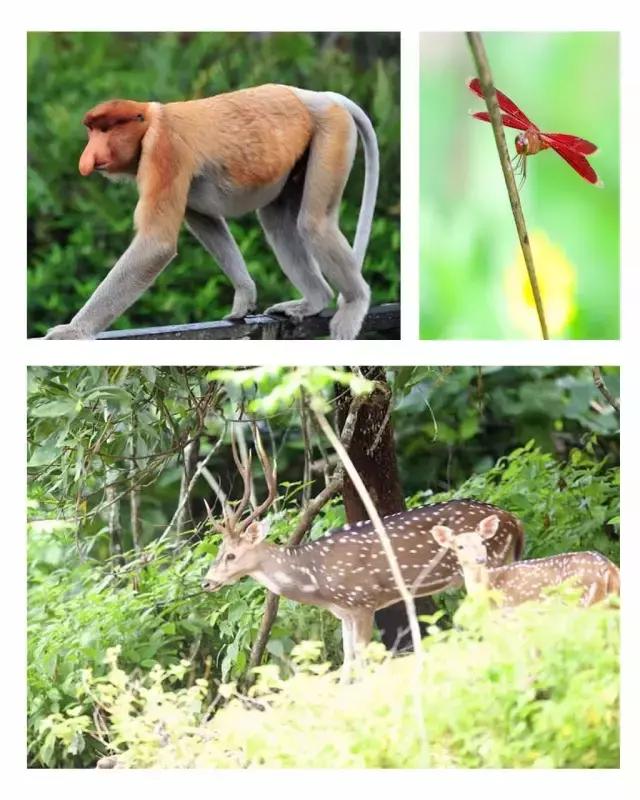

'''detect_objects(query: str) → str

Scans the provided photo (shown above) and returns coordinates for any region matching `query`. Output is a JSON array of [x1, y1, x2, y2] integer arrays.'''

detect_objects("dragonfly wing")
[[550, 141, 603, 186], [472, 110, 528, 131], [468, 77, 535, 127], [540, 132, 598, 155]]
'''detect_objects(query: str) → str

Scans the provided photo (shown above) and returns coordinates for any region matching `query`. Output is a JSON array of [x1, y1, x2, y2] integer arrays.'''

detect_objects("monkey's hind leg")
[[258, 172, 334, 322], [297, 108, 371, 340], [185, 210, 257, 319]]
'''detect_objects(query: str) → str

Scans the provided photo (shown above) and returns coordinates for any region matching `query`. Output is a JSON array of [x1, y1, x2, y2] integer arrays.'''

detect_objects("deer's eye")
[[226, 553, 236, 562]]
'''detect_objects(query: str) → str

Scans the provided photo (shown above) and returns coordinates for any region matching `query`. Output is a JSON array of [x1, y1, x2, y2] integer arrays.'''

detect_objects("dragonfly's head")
[[515, 133, 528, 155]]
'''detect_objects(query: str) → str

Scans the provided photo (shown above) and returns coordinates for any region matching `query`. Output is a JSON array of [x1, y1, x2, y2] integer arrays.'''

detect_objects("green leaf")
[[31, 399, 77, 418]]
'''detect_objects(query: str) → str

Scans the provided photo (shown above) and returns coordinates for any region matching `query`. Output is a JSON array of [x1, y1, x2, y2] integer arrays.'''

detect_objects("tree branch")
[[157, 429, 226, 545], [592, 367, 620, 418]]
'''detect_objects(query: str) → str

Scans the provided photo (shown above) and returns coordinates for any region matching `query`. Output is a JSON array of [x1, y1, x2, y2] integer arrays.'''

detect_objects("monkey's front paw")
[[224, 305, 256, 321], [44, 324, 93, 340]]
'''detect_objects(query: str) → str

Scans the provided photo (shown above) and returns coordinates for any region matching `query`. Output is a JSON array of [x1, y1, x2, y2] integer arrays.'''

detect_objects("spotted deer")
[[201, 426, 525, 676], [430, 515, 620, 607]]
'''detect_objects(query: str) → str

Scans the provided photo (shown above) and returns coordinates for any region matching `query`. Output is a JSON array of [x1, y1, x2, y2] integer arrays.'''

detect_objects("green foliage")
[[27, 32, 400, 335], [209, 365, 375, 414], [44, 596, 619, 768], [393, 365, 619, 495], [27, 500, 341, 767], [27, 366, 619, 767]]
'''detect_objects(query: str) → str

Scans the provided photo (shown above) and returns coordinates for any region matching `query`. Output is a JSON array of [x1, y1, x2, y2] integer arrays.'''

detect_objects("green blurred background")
[[420, 32, 619, 340], [27, 32, 400, 336]]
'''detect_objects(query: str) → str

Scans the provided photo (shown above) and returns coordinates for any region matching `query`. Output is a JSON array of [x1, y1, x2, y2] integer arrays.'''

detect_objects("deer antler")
[[203, 496, 229, 537], [235, 422, 278, 534], [204, 422, 278, 538]]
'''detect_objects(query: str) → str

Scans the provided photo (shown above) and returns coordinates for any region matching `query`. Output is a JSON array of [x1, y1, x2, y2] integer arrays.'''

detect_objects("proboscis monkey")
[[44, 84, 380, 340]]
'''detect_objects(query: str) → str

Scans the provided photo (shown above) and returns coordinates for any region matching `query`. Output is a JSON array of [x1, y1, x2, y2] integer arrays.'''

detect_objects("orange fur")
[[317, 104, 355, 178], [295, 103, 356, 227], [163, 85, 314, 187], [134, 106, 193, 241]]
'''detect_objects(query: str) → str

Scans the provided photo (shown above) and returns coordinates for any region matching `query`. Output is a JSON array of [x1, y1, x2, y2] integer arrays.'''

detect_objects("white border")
[[5, 1, 639, 796]]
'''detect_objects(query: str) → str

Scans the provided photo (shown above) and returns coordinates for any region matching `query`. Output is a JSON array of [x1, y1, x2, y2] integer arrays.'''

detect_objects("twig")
[[592, 367, 620, 418], [157, 430, 226, 545], [466, 32, 549, 340], [106, 468, 123, 562], [300, 394, 312, 508], [176, 437, 201, 535]]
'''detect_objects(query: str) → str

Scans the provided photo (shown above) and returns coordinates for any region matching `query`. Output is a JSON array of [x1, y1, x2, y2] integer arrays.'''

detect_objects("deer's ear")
[[431, 525, 454, 547], [244, 518, 270, 545], [477, 514, 500, 540]]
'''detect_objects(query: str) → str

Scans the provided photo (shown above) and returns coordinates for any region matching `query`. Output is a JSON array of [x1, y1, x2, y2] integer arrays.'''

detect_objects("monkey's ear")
[[431, 525, 454, 548]]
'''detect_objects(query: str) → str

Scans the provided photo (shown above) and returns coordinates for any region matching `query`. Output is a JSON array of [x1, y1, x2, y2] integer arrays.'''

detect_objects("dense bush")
[[41, 594, 619, 768], [28, 443, 618, 767], [27, 33, 400, 334]]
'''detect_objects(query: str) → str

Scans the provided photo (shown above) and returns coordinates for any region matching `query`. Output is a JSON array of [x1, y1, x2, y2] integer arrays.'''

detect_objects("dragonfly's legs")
[[511, 153, 527, 190]]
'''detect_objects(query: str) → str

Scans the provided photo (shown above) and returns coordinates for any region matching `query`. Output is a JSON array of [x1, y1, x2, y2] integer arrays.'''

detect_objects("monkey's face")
[[79, 100, 150, 177]]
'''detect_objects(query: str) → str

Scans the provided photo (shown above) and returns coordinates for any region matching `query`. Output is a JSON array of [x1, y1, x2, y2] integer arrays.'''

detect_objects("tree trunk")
[[336, 367, 435, 651]]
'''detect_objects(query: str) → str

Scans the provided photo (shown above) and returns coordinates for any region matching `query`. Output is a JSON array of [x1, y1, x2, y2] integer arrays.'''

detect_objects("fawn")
[[201, 425, 525, 676], [430, 514, 620, 607]]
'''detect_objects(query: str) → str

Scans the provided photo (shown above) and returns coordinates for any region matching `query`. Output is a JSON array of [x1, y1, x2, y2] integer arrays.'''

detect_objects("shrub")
[[43, 594, 619, 768]]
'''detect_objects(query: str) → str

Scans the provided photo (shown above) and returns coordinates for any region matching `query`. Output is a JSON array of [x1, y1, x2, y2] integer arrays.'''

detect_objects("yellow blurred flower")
[[504, 230, 577, 337]]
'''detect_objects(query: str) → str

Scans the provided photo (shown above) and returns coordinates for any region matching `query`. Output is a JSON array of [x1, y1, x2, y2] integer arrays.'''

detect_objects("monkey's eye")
[[226, 553, 236, 562], [136, 114, 145, 122]]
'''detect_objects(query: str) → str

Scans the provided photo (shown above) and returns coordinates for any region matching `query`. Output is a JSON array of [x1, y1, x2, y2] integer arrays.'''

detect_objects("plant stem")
[[592, 367, 620, 418], [466, 31, 549, 340]]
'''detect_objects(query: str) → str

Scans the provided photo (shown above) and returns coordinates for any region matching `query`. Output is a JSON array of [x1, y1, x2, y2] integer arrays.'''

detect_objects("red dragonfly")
[[468, 77, 602, 187]]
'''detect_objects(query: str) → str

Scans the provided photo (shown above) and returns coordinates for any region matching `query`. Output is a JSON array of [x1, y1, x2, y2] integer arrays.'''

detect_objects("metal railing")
[[95, 303, 400, 340]]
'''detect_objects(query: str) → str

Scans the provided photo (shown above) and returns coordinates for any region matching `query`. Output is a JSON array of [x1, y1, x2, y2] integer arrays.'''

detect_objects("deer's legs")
[[581, 581, 600, 607], [352, 609, 375, 657], [339, 610, 375, 683], [340, 616, 356, 683]]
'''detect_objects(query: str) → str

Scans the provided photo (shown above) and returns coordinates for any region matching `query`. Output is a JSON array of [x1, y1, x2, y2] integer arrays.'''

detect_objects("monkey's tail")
[[325, 93, 380, 269]]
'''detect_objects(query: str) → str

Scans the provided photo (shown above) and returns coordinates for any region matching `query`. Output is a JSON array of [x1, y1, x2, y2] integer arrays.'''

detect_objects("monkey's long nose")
[[79, 149, 95, 176], [79, 145, 105, 176]]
